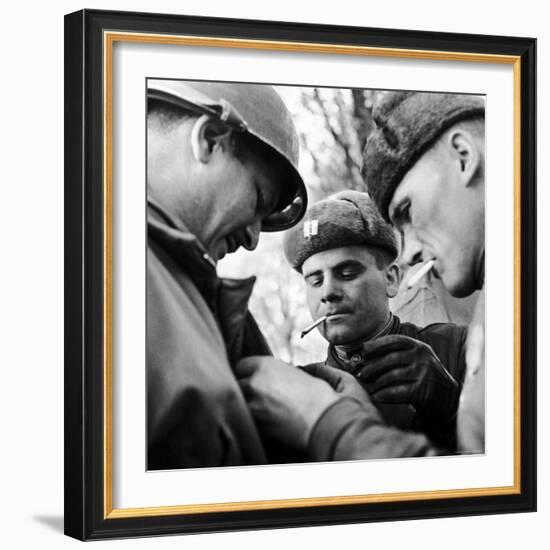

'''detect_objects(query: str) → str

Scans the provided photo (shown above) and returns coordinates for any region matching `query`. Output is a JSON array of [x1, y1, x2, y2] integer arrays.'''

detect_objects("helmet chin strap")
[[190, 115, 212, 163]]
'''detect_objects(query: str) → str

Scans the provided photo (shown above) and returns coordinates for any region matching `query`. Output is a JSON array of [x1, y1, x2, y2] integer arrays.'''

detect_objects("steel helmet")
[[147, 79, 307, 231]]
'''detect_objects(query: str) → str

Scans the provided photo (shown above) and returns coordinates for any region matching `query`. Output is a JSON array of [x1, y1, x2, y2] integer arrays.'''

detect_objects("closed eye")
[[333, 260, 365, 281], [391, 200, 411, 231], [256, 188, 266, 214], [401, 202, 411, 223], [338, 269, 361, 280], [305, 274, 323, 288], [397, 201, 411, 225]]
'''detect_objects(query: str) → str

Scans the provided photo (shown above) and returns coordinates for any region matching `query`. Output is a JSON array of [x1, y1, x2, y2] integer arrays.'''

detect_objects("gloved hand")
[[355, 335, 461, 445]]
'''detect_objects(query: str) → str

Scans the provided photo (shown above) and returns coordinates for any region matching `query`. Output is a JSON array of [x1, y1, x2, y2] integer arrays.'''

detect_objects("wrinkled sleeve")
[[309, 398, 438, 461]]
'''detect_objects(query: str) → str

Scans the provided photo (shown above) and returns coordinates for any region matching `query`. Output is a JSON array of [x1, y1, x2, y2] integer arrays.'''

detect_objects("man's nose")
[[321, 276, 343, 303], [400, 229, 424, 267], [242, 219, 261, 251]]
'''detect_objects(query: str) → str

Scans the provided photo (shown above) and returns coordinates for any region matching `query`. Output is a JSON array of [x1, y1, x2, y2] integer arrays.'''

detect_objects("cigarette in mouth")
[[300, 315, 328, 339], [406, 259, 436, 289]]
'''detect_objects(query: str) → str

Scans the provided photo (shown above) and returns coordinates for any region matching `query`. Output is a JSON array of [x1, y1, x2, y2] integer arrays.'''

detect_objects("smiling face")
[[388, 129, 485, 298], [197, 145, 282, 261], [148, 113, 282, 261], [302, 245, 399, 346]]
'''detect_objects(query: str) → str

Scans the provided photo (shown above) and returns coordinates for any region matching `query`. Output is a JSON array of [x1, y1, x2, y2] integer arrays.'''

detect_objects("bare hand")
[[235, 356, 340, 451], [300, 363, 372, 405]]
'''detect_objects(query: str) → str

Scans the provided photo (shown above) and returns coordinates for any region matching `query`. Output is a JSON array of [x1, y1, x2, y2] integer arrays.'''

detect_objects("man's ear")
[[448, 128, 482, 186], [385, 262, 401, 298], [190, 115, 234, 163]]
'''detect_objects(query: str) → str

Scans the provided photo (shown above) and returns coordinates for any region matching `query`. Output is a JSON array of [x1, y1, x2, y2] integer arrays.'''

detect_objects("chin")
[[324, 329, 359, 346]]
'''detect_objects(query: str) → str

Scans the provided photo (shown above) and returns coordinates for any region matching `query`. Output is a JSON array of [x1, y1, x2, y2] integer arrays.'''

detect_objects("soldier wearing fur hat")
[[236, 190, 468, 458], [364, 91, 486, 453], [146, 80, 307, 469]]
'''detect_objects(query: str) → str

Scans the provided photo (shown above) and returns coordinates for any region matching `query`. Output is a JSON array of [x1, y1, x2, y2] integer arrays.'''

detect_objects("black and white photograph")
[[62, 8, 537, 541], [146, 79, 486, 471]]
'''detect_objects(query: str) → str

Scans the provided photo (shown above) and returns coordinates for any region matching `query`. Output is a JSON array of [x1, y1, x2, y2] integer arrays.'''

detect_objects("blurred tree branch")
[[293, 87, 377, 196]]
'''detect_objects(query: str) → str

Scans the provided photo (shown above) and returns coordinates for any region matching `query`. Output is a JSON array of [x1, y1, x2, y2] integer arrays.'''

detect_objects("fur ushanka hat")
[[362, 91, 485, 221], [283, 190, 398, 272]]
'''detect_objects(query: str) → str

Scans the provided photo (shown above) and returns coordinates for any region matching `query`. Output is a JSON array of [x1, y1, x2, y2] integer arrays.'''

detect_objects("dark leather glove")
[[355, 335, 461, 448]]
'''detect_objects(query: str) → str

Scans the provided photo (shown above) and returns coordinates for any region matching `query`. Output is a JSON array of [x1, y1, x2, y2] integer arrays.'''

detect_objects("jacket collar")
[[328, 314, 400, 372], [147, 200, 256, 317]]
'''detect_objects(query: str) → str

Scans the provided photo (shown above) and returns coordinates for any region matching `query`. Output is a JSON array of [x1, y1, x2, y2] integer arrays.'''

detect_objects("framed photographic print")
[[64, 9, 536, 540]]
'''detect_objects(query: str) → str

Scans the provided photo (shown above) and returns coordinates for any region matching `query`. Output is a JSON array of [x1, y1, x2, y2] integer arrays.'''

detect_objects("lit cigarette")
[[406, 259, 435, 289], [300, 315, 328, 339]]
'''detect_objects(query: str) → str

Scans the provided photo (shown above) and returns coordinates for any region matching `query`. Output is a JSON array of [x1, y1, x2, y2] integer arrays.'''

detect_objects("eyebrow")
[[303, 259, 364, 279], [334, 260, 364, 271], [303, 268, 322, 280]]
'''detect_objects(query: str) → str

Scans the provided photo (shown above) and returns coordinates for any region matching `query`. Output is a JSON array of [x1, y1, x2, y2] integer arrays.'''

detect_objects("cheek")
[[305, 289, 321, 314], [422, 218, 456, 263], [354, 279, 386, 312], [348, 278, 374, 299], [226, 175, 258, 223], [410, 213, 445, 256], [216, 192, 255, 234], [415, 190, 455, 243]]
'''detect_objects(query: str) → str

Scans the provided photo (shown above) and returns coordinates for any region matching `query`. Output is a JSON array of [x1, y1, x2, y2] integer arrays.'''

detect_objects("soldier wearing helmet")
[[146, 79, 306, 469]]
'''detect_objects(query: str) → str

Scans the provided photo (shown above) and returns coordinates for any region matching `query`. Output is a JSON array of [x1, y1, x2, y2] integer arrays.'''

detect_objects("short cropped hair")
[[147, 98, 191, 133], [147, 97, 284, 173], [435, 116, 485, 150]]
